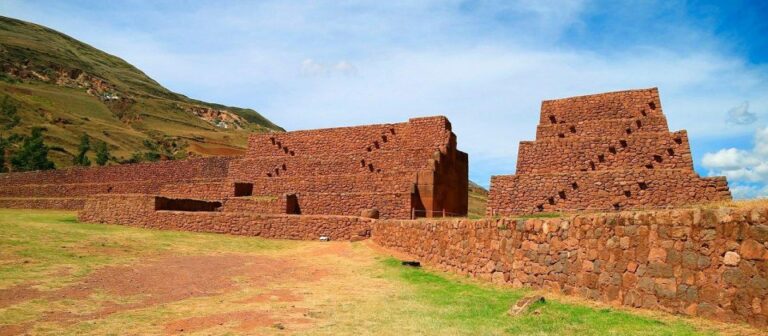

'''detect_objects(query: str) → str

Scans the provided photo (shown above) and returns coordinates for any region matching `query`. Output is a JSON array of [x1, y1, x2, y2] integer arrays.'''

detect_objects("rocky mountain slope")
[[0, 16, 283, 166]]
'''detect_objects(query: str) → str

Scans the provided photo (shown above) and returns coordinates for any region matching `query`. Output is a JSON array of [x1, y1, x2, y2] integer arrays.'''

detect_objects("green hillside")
[[0, 16, 282, 166], [468, 180, 488, 218]]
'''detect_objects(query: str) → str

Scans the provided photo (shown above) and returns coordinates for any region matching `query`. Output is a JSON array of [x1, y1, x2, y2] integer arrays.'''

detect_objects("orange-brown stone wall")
[[372, 206, 768, 328], [0, 116, 467, 219], [78, 195, 372, 241], [488, 171, 730, 215], [489, 88, 730, 215]]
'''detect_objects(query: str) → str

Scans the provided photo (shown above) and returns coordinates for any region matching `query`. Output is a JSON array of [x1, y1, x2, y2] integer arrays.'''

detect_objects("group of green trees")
[[0, 94, 194, 173], [72, 133, 110, 167], [0, 95, 55, 172], [0, 95, 111, 172]]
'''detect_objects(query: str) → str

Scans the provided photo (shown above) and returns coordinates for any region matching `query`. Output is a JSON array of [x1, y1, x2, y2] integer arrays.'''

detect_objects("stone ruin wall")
[[489, 171, 729, 213], [0, 157, 233, 209], [0, 116, 467, 219], [232, 116, 468, 218], [488, 88, 731, 216], [372, 206, 768, 328], [78, 194, 373, 241]]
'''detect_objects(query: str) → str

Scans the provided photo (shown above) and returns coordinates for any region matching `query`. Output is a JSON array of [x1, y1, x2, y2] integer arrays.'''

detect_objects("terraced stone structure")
[[487, 88, 731, 216], [0, 116, 467, 230]]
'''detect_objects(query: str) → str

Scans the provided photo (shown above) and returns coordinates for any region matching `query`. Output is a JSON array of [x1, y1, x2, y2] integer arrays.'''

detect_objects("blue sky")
[[2, 0, 768, 195]]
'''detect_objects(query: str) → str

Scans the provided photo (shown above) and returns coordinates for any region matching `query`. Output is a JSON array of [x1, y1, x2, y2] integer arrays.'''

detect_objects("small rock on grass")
[[508, 295, 545, 316]]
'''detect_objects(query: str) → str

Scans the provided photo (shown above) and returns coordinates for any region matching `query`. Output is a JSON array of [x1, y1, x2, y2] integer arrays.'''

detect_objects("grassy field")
[[0, 209, 757, 335]]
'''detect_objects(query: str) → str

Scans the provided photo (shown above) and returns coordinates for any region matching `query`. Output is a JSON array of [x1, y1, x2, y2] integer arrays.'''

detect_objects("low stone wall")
[[372, 206, 768, 327], [296, 192, 412, 219], [158, 181, 233, 200], [0, 197, 85, 210], [221, 197, 288, 214], [0, 157, 233, 185], [78, 195, 372, 241]]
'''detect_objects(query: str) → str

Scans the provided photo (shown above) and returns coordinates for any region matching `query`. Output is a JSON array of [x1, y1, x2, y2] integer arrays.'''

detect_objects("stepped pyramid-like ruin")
[[487, 88, 731, 216], [0, 116, 467, 220]]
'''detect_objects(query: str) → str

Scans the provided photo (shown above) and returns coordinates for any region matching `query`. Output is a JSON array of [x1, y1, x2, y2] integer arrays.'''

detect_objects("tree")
[[142, 139, 161, 162], [73, 133, 92, 166], [0, 95, 20, 130], [0, 138, 7, 173], [94, 140, 110, 166], [11, 128, 55, 172]]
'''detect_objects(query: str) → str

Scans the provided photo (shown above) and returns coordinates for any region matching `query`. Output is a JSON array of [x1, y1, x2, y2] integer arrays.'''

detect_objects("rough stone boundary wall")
[[78, 195, 372, 241], [0, 180, 198, 198], [0, 198, 85, 210], [0, 157, 233, 185], [371, 206, 768, 327]]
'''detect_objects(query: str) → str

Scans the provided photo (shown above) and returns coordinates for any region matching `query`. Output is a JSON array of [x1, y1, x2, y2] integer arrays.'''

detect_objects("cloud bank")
[[2, 0, 767, 188]]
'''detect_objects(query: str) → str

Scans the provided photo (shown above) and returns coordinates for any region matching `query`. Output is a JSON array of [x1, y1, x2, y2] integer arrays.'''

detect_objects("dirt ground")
[[0, 240, 388, 335], [1, 210, 765, 336]]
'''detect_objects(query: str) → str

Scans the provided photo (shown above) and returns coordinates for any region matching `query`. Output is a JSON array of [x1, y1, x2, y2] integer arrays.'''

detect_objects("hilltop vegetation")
[[0, 16, 282, 168], [468, 180, 488, 218]]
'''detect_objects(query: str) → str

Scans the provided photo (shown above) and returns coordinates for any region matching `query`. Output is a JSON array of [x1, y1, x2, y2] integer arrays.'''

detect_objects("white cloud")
[[726, 101, 757, 125], [703, 127, 768, 198], [300, 59, 326, 76], [300, 59, 358, 76]]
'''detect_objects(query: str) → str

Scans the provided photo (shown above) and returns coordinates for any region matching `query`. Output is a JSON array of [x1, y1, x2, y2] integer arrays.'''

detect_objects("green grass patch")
[[0, 209, 288, 289], [516, 212, 562, 219], [383, 257, 715, 335]]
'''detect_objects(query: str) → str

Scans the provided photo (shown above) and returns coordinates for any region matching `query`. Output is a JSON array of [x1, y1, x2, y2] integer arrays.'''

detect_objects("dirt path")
[[0, 241, 392, 335]]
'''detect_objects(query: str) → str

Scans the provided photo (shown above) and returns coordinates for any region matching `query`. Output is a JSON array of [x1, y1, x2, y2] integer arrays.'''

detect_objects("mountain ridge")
[[0, 15, 283, 166]]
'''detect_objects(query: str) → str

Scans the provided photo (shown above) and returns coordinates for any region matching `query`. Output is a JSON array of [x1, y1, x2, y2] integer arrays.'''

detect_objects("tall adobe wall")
[[487, 88, 731, 216], [227, 116, 468, 218]]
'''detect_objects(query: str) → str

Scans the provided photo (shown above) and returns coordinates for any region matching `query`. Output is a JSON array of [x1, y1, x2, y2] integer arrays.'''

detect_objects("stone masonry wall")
[[536, 116, 670, 139], [245, 116, 453, 158], [0, 157, 233, 210], [0, 156, 232, 185], [243, 173, 416, 194], [227, 149, 441, 179], [516, 131, 693, 174], [220, 197, 289, 214], [540, 88, 663, 124], [0, 197, 85, 210], [0, 116, 467, 219], [79, 195, 372, 241], [489, 88, 731, 216], [233, 115, 467, 218], [295, 192, 412, 219], [488, 171, 730, 214], [372, 205, 768, 327]]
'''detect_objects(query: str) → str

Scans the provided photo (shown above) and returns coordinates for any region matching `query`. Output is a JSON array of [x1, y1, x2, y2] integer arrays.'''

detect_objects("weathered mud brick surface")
[[488, 88, 731, 216]]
